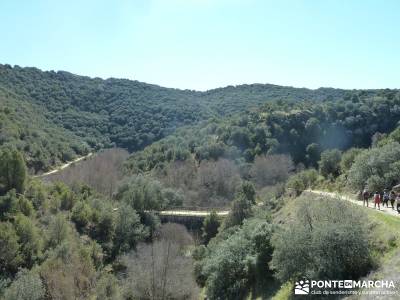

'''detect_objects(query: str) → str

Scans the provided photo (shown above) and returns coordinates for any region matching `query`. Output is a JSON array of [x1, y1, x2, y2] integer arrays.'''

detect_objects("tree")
[[0, 222, 22, 275], [115, 176, 169, 212], [39, 240, 96, 300], [94, 209, 115, 246], [112, 205, 146, 257], [25, 180, 47, 210], [120, 224, 198, 300], [250, 154, 294, 187], [47, 214, 70, 248], [14, 214, 43, 268], [3, 269, 45, 300], [340, 148, 362, 173], [305, 117, 321, 139], [224, 182, 255, 228], [202, 211, 220, 244], [95, 273, 121, 300], [196, 159, 241, 203], [48, 148, 129, 198], [71, 201, 92, 231], [0, 190, 19, 220], [347, 142, 400, 190], [0, 148, 27, 195], [60, 189, 76, 211], [240, 181, 256, 204], [305, 143, 321, 167], [319, 149, 342, 177]]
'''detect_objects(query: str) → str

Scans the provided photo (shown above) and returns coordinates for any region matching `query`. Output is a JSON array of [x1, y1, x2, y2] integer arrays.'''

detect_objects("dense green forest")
[[0, 64, 348, 173], [126, 89, 400, 178], [0, 87, 89, 173]]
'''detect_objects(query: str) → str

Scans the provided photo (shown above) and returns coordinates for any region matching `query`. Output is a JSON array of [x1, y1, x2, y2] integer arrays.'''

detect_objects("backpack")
[[384, 193, 390, 201]]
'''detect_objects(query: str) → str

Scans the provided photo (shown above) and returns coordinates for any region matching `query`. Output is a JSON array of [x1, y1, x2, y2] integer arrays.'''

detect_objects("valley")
[[1, 1, 399, 299], [1, 65, 400, 299]]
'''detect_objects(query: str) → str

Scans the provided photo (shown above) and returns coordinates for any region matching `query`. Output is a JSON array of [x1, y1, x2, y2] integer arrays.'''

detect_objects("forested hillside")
[[0, 87, 89, 173], [0, 64, 348, 173], [127, 89, 400, 172]]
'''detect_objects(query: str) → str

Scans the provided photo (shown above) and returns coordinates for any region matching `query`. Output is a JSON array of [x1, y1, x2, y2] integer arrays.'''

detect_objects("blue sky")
[[1, 0, 399, 90]]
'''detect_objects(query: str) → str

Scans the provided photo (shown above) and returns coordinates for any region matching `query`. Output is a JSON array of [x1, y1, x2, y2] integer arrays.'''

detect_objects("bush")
[[271, 196, 373, 281], [198, 219, 274, 299], [286, 169, 318, 194]]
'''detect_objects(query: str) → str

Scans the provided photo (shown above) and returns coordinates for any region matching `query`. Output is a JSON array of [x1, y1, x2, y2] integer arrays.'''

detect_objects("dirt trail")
[[306, 189, 400, 217], [33, 153, 93, 178]]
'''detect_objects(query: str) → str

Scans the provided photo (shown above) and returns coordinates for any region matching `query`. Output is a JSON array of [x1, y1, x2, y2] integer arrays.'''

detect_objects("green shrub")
[[286, 169, 318, 194], [271, 196, 373, 281], [198, 219, 274, 299]]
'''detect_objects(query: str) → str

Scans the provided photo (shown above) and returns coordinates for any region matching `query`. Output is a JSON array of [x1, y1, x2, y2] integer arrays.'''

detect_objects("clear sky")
[[1, 0, 399, 90]]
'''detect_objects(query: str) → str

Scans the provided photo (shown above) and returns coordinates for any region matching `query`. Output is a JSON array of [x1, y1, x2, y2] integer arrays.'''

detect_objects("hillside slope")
[[0, 63, 396, 173], [0, 87, 88, 173], [126, 90, 400, 174], [0, 64, 347, 166]]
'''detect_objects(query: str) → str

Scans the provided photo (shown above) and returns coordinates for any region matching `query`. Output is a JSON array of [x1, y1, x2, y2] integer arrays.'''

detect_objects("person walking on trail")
[[396, 193, 400, 214], [374, 191, 381, 210], [390, 190, 396, 210], [362, 188, 370, 207], [383, 189, 390, 208]]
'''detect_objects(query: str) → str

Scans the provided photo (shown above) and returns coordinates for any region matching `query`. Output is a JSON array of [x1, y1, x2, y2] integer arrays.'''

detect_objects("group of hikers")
[[362, 188, 400, 212]]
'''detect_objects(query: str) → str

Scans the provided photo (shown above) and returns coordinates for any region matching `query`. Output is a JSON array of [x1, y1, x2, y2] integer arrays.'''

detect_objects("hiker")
[[390, 190, 396, 210], [397, 193, 400, 214], [382, 189, 390, 208], [362, 188, 370, 207], [374, 191, 381, 210]]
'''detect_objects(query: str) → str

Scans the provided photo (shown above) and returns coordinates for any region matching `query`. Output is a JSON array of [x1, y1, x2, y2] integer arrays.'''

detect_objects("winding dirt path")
[[305, 189, 400, 217], [33, 153, 93, 178]]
